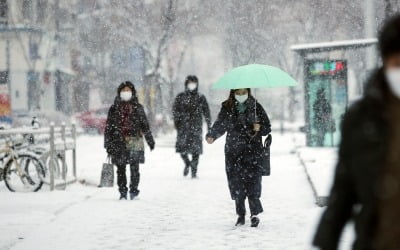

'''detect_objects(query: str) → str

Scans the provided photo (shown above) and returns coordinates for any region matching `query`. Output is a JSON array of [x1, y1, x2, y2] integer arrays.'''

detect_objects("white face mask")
[[187, 83, 197, 91], [235, 94, 248, 103], [386, 68, 400, 98], [120, 91, 132, 101]]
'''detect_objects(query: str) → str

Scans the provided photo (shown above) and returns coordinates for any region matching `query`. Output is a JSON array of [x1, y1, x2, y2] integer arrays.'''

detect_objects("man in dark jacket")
[[313, 88, 333, 146], [173, 75, 211, 178], [313, 15, 400, 250], [104, 81, 155, 200]]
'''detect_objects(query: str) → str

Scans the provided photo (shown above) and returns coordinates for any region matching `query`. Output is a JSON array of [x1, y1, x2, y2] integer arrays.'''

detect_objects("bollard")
[[72, 123, 77, 179], [61, 123, 67, 189], [49, 123, 55, 191]]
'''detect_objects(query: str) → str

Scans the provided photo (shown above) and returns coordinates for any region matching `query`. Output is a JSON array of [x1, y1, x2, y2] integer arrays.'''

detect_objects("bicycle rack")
[[48, 123, 77, 191], [0, 123, 77, 191]]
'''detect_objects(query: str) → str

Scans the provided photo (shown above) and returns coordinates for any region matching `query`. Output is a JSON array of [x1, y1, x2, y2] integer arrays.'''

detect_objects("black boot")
[[191, 163, 197, 178], [181, 154, 190, 177], [191, 169, 197, 179], [235, 215, 245, 226], [129, 190, 139, 200], [250, 216, 260, 227], [183, 165, 189, 176], [119, 193, 127, 200], [129, 163, 140, 199], [191, 154, 199, 178]]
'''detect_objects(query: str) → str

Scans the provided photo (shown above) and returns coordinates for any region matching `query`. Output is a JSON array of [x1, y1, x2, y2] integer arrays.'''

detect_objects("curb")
[[297, 151, 328, 207]]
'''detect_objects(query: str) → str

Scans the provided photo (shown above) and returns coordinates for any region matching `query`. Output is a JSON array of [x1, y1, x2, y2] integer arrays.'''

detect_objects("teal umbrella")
[[212, 64, 297, 89], [212, 64, 297, 122]]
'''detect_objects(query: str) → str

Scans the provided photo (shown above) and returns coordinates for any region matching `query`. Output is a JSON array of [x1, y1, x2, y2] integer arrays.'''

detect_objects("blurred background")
[[0, 0, 398, 135]]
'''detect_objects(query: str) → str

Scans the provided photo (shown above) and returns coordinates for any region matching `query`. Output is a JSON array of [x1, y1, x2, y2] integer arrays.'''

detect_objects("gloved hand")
[[106, 148, 113, 155], [206, 137, 214, 144], [149, 142, 155, 151]]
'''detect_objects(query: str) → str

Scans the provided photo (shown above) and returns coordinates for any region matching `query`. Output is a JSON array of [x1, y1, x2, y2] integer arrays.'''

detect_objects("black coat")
[[104, 97, 155, 165], [313, 68, 391, 250], [173, 90, 211, 154], [207, 96, 271, 200], [313, 94, 332, 130]]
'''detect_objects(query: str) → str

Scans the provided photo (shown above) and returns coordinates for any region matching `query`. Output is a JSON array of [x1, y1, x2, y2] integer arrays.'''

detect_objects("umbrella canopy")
[[212, 64, 297, 89]]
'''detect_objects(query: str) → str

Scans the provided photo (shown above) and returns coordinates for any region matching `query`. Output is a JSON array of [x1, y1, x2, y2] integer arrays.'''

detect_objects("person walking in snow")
[[313, 88, 333, 146], [173, 75, 211, 178], [206, 88, 271, 227], [104, 81, 155, 200], [313, 15, 400, 250]]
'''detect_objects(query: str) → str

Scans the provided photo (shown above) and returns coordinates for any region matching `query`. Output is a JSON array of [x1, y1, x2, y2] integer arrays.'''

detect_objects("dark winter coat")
[[313, 92, 332, 131], [104, 97, 155, 166], [207, 96, 271, 200], [173, 89, 211, 154], [313, 68, 393, 250]]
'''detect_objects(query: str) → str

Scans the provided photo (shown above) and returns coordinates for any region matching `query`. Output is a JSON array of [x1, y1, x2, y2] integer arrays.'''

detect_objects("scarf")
[[120, 102, 134, 138]]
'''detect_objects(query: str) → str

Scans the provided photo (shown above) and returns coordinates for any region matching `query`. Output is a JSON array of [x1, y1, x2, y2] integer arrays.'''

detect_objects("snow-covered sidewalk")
[[297, 147, 338, 206], [1, 133, 352, 250]]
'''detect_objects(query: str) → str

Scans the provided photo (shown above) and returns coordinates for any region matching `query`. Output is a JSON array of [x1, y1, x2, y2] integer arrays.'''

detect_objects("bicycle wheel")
[[40, 151, 63, 179], [46, 154, 62, 179], [4, 154, 46, 192]]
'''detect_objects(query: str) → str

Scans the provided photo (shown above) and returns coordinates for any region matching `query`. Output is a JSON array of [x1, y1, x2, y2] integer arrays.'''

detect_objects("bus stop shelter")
[[291, 39, 377, 147]]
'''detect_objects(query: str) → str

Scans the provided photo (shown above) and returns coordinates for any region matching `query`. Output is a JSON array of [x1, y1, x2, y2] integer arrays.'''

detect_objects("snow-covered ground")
[[297, 147, 338, 197], [0, 133, 353, 250]]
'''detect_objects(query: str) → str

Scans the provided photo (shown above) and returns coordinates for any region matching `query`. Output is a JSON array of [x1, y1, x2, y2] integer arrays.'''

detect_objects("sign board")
[[0, 71, 11, 124]]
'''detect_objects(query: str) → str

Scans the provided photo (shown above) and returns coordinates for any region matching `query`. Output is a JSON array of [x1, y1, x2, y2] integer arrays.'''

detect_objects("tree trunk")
[[385, 0, 393, 18]]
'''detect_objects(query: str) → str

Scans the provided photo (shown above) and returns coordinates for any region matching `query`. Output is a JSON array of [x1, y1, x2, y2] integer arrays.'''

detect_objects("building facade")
[[0, 0, 75, 124]]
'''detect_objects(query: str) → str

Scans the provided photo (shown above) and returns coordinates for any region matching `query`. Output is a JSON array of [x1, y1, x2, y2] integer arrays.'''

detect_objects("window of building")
[[0, 0, 7, 25], [22, 0, 33, 20], [37, 0, 47, 23], [29, 40, 40, 60], [0, 71, 8, 84]]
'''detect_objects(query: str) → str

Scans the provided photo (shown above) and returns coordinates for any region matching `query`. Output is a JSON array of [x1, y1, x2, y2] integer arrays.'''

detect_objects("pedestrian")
[[313, 15, 400, 250], [172, 75, 211, 178], [104, 81, 155, 200], [31, 116, 40, 129], [313, 88, 333, 146], [206, 88, 271, 227]]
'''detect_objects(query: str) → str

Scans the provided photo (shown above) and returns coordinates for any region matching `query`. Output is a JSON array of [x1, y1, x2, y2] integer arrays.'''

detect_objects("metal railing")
[[0, 123, 77, 191]]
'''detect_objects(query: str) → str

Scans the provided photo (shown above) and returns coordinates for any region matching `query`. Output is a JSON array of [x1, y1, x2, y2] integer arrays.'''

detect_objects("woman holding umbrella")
[[206, 88, 271, 227], [206, 64, 296, 227]]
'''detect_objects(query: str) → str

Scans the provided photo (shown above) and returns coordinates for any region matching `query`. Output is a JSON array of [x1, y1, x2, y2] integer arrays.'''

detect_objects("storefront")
[[305, 60, 347, 147], [291, 39, 377, 147]]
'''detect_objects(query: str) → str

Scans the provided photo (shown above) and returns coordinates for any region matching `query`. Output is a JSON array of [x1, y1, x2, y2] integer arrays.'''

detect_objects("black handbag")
[[99, 156, 114, 187], [261, 134, 272, 176]]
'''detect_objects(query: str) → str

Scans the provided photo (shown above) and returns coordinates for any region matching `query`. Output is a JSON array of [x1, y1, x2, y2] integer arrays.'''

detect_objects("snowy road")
[[0, 133, 350, 250]]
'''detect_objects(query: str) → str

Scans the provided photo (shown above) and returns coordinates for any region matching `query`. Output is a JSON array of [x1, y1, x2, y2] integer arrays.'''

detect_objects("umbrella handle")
[[254, 90, 257, 121]]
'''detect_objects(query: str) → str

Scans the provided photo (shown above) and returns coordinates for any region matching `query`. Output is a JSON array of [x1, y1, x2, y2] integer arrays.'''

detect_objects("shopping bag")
[[261, 134, 272, 176], [99, 156, 114, 187]]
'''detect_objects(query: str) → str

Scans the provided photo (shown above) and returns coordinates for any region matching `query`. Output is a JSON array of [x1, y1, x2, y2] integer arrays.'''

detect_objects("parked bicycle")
[[21, 118, 67, 183], [32, 147, 66, 181], [0, 138, 46, 192]]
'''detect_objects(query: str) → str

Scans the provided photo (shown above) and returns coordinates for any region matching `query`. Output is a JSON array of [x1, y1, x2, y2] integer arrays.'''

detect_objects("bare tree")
[[8, 1, 77, 112], [384, 0, 400, 18], [82, 0, 195, 123]]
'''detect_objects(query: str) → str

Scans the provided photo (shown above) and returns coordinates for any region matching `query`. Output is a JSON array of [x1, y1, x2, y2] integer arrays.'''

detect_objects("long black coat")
[[313, 68, 391, 250], [207, 96, 271, 200], [173, 90, 211, 154], [104, 97, 155, 166], [313, 92, 332, 131]]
